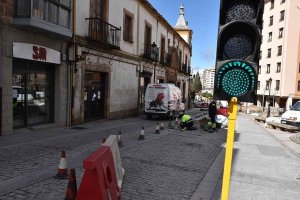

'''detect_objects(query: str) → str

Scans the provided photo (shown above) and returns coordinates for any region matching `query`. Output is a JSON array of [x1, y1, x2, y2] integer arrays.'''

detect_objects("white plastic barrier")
[[103, 135, 125, 189]]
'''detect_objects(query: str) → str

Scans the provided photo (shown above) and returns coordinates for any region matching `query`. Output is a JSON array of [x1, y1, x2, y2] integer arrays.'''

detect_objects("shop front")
[[12, 43, 60, 129]]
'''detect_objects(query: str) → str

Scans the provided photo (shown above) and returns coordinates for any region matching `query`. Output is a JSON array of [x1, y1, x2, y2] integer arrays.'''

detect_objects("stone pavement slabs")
[[0, 109, 228, 199]]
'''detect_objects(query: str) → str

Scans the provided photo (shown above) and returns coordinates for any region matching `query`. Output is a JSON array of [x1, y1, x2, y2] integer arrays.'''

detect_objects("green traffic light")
[[217, 60, 256, 97]]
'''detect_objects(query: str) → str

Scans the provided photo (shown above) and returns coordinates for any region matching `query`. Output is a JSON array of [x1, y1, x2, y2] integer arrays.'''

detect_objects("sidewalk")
[[192, 113, 300, 200]]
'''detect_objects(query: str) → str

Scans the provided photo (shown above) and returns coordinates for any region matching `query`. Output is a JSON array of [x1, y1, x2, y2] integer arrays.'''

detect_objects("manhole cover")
[[70, 127, 87, 130]]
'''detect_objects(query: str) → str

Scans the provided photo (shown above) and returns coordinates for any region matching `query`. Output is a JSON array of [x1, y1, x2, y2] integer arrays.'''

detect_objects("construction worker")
[[179, 114, 195, 130], [208, 101, 217, 130]]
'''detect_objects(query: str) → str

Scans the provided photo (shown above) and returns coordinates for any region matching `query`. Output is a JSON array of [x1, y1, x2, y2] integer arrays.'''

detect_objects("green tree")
[[190, 72, 202, 93]]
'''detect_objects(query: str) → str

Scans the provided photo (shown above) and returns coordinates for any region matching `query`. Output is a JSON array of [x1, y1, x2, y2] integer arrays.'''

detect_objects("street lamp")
[[267, 77, 272, 117]]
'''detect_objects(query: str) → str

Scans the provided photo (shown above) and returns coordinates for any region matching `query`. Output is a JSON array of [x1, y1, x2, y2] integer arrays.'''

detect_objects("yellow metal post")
[[221, 97, 238, 200]]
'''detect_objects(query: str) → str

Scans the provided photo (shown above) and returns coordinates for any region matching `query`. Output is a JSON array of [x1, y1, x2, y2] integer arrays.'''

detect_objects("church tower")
[[174, 4, 192, 45]]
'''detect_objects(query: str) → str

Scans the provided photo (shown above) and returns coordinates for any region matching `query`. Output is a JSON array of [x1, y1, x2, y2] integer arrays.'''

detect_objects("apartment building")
[[0, 0, 192, 135], [202, 68, 215, 93], [257, 0, 300, 109]]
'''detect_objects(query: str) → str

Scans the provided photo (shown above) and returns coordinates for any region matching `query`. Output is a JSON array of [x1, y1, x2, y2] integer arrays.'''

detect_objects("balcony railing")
[[86, 18, 121, 49], [143, 44, 159, 62], [160, 52, 171, 66]]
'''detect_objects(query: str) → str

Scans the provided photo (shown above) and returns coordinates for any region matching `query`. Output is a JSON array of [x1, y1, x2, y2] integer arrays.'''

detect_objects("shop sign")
[[13, 43, 61, 64]]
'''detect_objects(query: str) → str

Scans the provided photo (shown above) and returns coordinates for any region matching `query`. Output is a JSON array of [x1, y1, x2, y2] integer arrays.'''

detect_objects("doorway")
[[12, 61, 54, 128], [84, 71, 106, 121]]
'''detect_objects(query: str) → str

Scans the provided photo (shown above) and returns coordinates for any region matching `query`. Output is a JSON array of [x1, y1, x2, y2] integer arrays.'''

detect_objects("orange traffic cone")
[[155, 122, 160, 134], [64, 168, 77, 200], [138, 126, 145, 140], [55, 150, 68, 179]]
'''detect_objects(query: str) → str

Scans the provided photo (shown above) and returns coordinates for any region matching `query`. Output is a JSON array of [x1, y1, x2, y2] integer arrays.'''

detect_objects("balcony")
[[14, 0, 72, 38], [143, 43, 159, 62], [86, 18, 121, 49], [160, 52, 171, 66]]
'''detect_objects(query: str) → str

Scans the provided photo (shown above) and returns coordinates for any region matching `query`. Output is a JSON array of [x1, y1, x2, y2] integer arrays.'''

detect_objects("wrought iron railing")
[[86, 18, 121, 48], [160, 52, 171, 66], [143, 44, 159, 61]]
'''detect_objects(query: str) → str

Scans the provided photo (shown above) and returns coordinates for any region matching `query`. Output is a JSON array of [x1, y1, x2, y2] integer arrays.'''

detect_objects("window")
[[267, 49, 271, 58], [258, 65, 261, 74], [281, 0, 285, 4], [266, 81, 270, 90], [277, 46, 282, 56], [90, 0, 107, 20], [279, 28, 283, 38], [276, 62, 281, 73], [280, 10, 285, 21], [298, 81, 300, 91], [160, 36, 166, 64], [30, 0, 71, 28], [32, 0, 45, 20], [269, 16, 273, 26], [257, 81, 260, 90], [259, 51, 262, 59], [270, 0, 274, 10], [267, 64, 270, 73], [268, 32, 272, 42], [123, 10, 133, 43], [275, 80, 280, 90]]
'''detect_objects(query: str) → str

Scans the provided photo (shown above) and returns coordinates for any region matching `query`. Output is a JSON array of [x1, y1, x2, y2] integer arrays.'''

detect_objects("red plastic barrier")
[[76, 146, 120, 200]]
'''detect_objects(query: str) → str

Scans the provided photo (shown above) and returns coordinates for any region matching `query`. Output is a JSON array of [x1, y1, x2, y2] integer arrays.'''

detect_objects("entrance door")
[[84, 71, 106, 121], [12, 62, 53, 128]]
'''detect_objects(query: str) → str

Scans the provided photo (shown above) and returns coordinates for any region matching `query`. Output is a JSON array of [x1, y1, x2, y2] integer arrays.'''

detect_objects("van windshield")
[[291, 102, 300, 111]]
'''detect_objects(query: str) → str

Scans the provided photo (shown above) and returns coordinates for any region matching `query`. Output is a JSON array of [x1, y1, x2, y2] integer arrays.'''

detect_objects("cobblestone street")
[[0, 109, 227, 200]]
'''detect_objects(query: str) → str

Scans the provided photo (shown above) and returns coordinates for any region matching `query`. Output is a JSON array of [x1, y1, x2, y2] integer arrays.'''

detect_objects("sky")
[[148, 0, 220, 72]]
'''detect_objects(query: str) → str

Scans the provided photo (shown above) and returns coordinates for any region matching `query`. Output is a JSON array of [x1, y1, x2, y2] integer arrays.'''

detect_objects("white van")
[[281, 101, 300, 126], [145, 83, 185, 119]]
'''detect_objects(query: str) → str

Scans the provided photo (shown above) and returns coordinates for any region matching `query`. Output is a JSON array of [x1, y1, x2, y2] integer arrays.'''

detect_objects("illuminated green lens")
[[221, 68, 250, 96]]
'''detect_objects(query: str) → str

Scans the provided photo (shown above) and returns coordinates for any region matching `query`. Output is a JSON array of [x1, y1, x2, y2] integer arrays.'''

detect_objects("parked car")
[[281, 101, 300, 127], [199, 102, 209, 110]]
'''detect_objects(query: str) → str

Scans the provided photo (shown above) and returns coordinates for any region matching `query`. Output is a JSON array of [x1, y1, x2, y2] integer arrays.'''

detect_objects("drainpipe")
[[67, 0, 76, 126]]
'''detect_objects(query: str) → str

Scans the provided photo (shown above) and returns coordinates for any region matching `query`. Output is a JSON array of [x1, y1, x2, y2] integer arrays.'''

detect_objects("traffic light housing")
[[214, 0, 263, 102]]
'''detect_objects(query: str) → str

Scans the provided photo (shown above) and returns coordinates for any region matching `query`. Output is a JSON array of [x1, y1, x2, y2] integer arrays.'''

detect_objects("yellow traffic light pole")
[[221, 97, 238, 200]]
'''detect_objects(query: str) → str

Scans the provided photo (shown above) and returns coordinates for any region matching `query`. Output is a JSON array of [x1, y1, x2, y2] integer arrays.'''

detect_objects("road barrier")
[[55, 150, 68, 179], [103, 135, 125, 189], [76, 146, 120, 200]]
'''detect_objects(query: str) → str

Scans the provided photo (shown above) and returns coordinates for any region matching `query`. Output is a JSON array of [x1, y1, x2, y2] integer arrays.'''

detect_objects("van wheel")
[[147, 115, 152, 119]]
